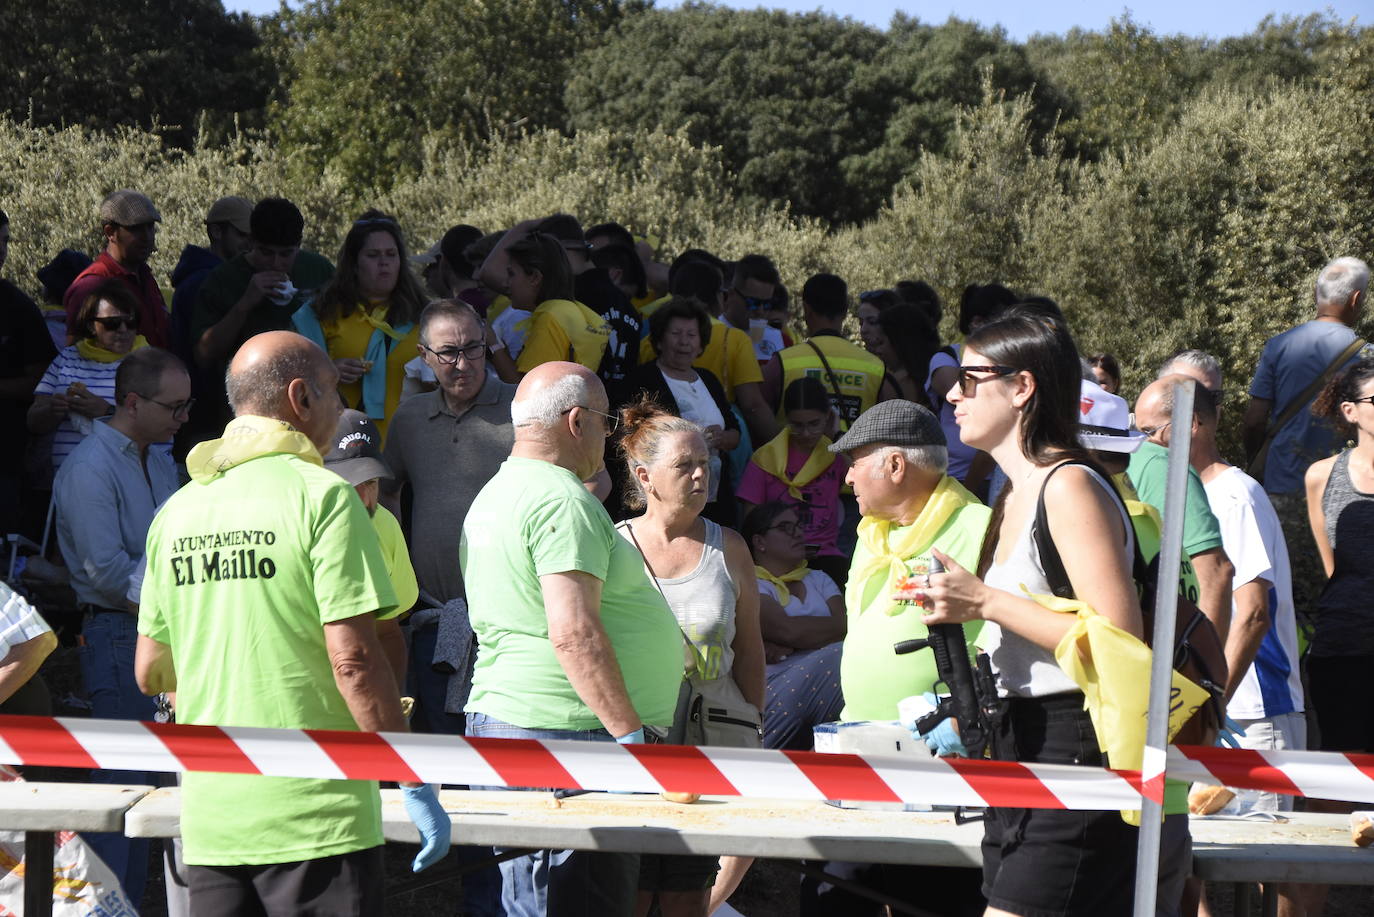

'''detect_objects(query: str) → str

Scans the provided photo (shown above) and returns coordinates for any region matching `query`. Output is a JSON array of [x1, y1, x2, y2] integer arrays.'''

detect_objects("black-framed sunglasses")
[[733, 288, 771, 312], [353, 216, 398, 230], [93, 315, 137, 331], [956, 364, 1017, 397], [140, 395, 195, 418], [561, 404, 620, 436], [421, 342, 486, 365]]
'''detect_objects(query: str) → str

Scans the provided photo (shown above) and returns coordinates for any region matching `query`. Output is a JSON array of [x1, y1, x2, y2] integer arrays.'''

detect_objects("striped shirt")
[[33, 345, 121, 471]]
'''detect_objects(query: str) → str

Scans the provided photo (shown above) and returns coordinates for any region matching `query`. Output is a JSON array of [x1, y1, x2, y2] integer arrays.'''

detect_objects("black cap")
[[828, 400, 946, 454], [324, 410, 391, 485]]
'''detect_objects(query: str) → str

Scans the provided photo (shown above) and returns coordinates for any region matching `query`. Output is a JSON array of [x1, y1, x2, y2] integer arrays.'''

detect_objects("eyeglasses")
[[1136, 420, 1172, 441], [769, 521, 804, 537], [956, 365, 1017, 397], [421, 342, 486, 365], [139, 395, 195, 418], [93, 315, 137, 331], [561, 404, 620, 436], [1348, 395, 1374, 406]]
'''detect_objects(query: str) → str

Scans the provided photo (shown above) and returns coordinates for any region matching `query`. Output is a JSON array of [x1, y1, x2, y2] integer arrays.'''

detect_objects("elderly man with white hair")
[[460, 361, 683, 917]]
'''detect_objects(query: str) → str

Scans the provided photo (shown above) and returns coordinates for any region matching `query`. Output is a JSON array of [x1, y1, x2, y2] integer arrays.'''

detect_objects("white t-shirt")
[[490, 307, 533, 359], [665, 373, 726, 500], [1203, 466, 1304, 719], [747, 319, 784, 363], [757, 568, 839, 618]]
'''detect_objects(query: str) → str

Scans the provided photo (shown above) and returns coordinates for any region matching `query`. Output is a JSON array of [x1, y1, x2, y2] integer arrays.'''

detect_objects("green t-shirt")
[[839, 498, 992, 721], [1126, 441, 1223, 557], [461, 457, 683, 730], [139, 452, 398, 866]]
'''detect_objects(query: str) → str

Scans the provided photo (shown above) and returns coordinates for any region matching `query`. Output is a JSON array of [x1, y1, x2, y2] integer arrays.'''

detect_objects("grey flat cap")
[[829, 400, 946, 454], [99, 189, 160, 226]]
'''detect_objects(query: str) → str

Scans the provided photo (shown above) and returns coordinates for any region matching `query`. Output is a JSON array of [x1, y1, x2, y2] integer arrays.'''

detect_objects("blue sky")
[[227, 1, 1366, 39]]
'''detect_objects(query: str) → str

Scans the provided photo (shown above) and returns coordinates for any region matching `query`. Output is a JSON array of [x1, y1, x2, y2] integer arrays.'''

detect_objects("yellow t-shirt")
[[321, 304, 419, 441], [372, 504, 418, 614], [515, 299, 610, 373], [639, 317, 762, 402]]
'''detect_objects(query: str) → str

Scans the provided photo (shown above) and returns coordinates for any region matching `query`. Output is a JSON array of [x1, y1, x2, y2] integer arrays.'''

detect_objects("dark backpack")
[[1031, 463, 1228, 747]]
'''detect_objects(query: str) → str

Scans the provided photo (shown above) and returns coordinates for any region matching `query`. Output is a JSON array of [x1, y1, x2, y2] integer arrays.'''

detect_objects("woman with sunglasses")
[[29, 279, 147, 471], [1305, 358, 1374, 783], [293, 210, 426, 441], [920, 308, 1143, 916], [738, 377, 849, 585], [615, 398, 763, 917]]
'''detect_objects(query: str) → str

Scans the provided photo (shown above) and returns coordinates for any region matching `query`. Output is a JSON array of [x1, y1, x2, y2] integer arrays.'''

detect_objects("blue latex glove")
[[1216, 716, 1247, 749], [902, 692, 968, 758], [402, 783, 451, 873], [615, 728, 645, 745]]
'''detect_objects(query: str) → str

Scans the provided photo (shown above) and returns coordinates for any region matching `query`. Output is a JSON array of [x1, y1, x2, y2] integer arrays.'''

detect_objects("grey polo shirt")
[[383, 375, 516, 608]]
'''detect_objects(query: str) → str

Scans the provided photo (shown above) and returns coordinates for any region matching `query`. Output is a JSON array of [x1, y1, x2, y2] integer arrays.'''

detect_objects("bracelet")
[[488, 338, 506, 353]]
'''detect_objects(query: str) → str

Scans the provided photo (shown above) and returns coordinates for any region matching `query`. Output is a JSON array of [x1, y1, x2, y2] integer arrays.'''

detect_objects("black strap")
[[1031, 462, 1145, 599], [805, 339, 847, 416]]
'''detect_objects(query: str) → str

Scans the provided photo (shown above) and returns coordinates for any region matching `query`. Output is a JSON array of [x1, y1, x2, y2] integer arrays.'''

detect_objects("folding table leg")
[[24, 830, 54, 917]]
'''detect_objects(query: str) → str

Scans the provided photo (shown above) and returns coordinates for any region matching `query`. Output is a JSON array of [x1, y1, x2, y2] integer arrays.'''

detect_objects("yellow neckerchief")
[[186, 415, 323, 483], [755, 563, 809, 605], [752, 429, 834, 499], [1110, 471, 1163, 531], [852, 475, 980, 617], [76, 335, 147, 363], [357, 303, 408, 342], [1029, 587, 1211, 825]]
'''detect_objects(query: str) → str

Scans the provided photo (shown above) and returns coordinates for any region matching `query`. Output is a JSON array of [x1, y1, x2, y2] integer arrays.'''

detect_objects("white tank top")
[[979, 464, 1133, 698]]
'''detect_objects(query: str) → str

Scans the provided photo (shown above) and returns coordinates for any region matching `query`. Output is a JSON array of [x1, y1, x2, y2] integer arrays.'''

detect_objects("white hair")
[[867, 444, 948, 476], [1316, 257, 1370, 307], [510, 372, 595, 428], [1158, 349, 1222, 387]]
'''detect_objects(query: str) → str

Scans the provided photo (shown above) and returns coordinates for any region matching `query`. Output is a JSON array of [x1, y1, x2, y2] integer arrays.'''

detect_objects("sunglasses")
[[732, 288, 772, 312], [956, 365, 1017, 397], [93, 315, 137, 331]]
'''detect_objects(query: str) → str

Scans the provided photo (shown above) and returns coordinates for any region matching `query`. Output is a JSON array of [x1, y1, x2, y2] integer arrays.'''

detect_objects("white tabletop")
[[0, 783, 153, 833]]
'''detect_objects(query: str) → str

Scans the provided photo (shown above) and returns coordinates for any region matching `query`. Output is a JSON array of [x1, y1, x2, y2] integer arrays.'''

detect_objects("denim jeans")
[[407, 621, 466, 736], [79, 610, 157, 907], [467, 712, 638, 917]]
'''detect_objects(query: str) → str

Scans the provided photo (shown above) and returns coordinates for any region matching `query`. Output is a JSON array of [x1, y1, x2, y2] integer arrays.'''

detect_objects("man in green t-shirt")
[[135, 331, 450, 915], [827, 400, 992, 726], [461, 361, 683, 917]]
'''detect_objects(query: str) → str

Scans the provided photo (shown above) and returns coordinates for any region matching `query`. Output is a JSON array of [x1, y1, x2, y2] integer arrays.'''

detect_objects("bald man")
[[135, 331, 450, 915], [461, 362, 682, 917]]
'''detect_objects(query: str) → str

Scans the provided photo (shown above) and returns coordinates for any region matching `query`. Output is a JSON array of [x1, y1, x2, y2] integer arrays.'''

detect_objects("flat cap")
[[206, 195, 252, 234], [99, 189, 160, 226], [828, 400, 945, 454]]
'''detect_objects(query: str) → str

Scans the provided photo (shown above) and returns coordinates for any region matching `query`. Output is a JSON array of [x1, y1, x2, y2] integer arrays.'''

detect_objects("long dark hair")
[[878, 303, 940, 408], [742, 501, 798, 560], [314, 210, 428, 327], [506, 231, 576, 303]]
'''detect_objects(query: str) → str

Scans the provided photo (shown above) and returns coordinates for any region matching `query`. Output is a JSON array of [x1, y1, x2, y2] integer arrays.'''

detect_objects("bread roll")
[[1188, 785, 1235, 815], [1351, 814, 1374, 848], [660, 791, 701, 804]]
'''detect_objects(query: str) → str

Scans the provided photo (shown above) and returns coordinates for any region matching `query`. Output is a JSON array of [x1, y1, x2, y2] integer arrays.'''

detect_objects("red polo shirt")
[[63, 251, 170, 347]]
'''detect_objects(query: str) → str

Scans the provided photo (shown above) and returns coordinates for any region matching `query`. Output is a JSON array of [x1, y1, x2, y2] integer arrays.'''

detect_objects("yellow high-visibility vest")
[[777, 334, 885, 430]]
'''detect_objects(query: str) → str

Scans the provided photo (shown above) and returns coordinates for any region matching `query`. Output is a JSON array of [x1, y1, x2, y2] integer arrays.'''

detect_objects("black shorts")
[[187, 845, 384, 917], [638, 852, 719, 892], [1309, 655, 1374, 752], [981, 693, 1137, 917]]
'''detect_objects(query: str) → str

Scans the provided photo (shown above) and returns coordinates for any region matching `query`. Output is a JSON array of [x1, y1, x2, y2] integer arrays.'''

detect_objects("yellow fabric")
[[515, 299, 610, 373], [851, 476, 982, 617], [1031, 588, 1211, 823], [752, 430, 835, 499], [322, 305, 419, 441], [755, 563, 809, 605], [637, 293, 672, 318], [485, 294, 512, 323], [372, 505, 418, 613], [186, 415, 323, 483], [640, 318, 763, 401], [76, 335, 147, 363], [777, 336, 885, 430]]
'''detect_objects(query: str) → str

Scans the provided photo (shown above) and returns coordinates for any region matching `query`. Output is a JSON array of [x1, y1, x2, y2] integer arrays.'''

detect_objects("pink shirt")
[[737, 445, 848, 556]]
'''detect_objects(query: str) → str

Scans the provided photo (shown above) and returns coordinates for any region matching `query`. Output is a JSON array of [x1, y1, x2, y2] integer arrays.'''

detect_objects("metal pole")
[[1132, 381, 1193, 917]]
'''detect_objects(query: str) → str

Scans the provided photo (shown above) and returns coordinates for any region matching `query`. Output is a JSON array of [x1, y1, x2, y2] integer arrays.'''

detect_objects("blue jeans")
[[79, 610, 157, 907], [467, 712, 638, 917]]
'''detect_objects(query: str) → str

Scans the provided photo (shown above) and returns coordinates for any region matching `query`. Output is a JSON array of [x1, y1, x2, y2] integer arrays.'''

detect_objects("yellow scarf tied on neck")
[[852, 475, 981, 617], [77, 335, 147, 363], [755, 564, 809, 605], [751, 429, 835, 499], [1028, 587, 1211, 825], [186, 415, 324, 483]]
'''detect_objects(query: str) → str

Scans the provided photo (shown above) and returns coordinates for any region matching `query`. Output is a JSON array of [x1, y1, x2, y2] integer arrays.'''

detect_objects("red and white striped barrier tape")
[[2, 716, 1373, 810]]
